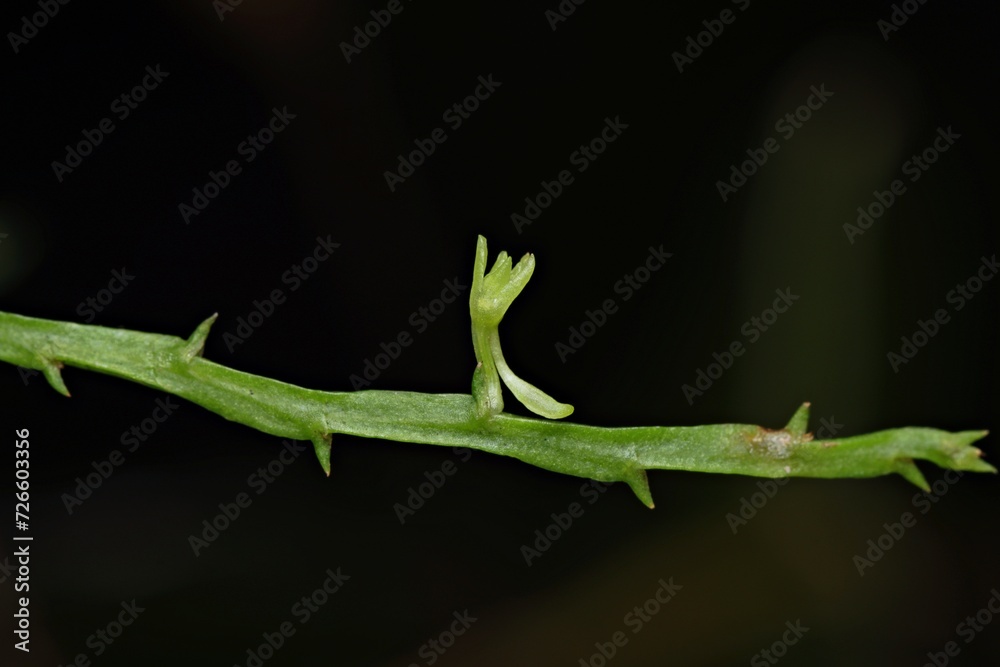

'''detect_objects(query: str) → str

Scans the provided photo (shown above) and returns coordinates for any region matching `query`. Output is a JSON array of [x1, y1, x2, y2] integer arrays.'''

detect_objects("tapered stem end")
[[41, 359, 70, 397], [312, 434, 332, 476], [183, 313, 218, 360], [784, 402, 811, 437], [624, 469, 655, 508]]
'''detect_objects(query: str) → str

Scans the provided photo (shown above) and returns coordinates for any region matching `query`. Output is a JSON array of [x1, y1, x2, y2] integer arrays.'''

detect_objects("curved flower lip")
[[490, 333, 573, 419], [470, 235, 573, 420]]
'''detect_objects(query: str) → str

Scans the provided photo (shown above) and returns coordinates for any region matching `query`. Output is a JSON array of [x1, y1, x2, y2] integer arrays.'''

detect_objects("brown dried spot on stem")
[[747, 427, 814, 459]]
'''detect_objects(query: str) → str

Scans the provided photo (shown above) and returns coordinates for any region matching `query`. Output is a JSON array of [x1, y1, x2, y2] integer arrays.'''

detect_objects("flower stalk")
[[469, 235, 573, 420]]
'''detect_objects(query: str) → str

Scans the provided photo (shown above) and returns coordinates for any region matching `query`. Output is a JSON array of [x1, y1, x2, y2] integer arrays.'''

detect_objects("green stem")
[[0, 310, 992, 507]]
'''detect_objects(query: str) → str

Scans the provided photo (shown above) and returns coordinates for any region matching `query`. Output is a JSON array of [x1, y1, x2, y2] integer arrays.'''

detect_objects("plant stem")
[[0, 310, 992, 507]]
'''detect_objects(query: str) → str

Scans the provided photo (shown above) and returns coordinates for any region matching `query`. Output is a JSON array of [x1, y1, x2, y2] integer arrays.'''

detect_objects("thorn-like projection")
[[40, 357, 70, 397], [312, 433, 333, 476], [183, 313, 218, 361], [624, 468, 654, 508], [784, 402, 811, 437], [946, 430, 995, 473], [896, 458, 930, 491]]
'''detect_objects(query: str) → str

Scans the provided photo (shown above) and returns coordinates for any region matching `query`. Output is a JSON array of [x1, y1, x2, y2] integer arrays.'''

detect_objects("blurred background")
[[1, 0, 998, 664]]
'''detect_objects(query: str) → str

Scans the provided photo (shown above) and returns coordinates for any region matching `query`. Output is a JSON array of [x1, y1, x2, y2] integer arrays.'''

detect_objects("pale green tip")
[[41, 358, 70, 397], [624, 469, 654, 508], [950, 430, 995, 474], [784, 402, 810, 437], [312, 434, 332, 476], [896, 459, 930, 491], [183, 313, 218, 360]]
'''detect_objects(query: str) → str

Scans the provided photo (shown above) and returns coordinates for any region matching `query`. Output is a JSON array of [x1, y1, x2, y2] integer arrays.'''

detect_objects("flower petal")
[[490, 333, 573, 419]]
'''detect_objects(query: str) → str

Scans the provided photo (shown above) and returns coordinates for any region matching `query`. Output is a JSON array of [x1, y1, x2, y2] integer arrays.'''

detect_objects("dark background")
[[2, 1, 999, 665]]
